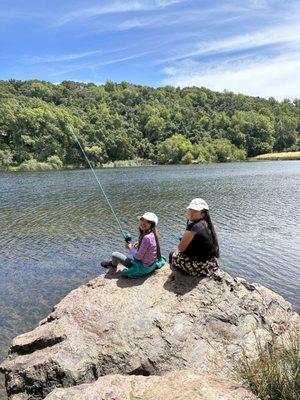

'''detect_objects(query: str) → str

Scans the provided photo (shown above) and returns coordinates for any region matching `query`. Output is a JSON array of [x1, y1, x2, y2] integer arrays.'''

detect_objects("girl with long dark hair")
[[169, 198, 220, 276], [101, 212, 165, 278]]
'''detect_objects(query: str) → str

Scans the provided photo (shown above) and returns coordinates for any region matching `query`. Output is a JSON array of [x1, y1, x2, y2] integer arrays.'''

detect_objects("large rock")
[[44, 371, 259, 400], [1, 264, 299, 399], [1, 373, 7, 400]]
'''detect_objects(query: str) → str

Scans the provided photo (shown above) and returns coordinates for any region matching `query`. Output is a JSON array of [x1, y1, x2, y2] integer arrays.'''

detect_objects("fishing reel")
[[123, 232, 132, 243]]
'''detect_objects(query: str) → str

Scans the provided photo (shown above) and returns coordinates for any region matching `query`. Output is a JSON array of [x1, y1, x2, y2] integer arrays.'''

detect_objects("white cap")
[[138, 212, 158, 225], [187, 198, 209, 211]]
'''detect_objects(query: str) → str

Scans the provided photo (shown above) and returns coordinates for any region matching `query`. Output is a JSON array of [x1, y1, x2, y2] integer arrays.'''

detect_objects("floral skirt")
[[171, 251, 219, 277]]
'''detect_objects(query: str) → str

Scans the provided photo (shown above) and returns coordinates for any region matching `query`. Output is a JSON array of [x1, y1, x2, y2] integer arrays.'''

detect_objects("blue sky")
[[1, 0, 300, 99]]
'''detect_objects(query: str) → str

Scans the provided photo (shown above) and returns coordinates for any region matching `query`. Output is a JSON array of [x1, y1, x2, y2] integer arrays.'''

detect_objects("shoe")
[[101, 260, 113, 268]]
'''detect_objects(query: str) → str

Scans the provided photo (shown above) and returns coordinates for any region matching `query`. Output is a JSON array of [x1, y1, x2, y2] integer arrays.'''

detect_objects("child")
[[101, 212, 165, 278]]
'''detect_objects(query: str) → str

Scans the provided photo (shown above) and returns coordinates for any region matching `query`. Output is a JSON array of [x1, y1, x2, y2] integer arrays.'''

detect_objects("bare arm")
[[178, 231, 194, 252]]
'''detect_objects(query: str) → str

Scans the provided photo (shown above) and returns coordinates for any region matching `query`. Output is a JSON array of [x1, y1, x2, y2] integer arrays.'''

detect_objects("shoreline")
[[1, 155, 299, 173], [250, 151, 300, 161]]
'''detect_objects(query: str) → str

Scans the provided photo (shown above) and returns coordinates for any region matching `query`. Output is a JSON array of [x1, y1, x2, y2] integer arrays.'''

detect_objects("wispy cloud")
[[0, 10, 46, 21], [74, 1, 266, 36], [54, 0, 185, 27], [117, 14, 168, 30], [24, 50, 104, 64], [162, 23, 300, 62], [92, 51, 151, 67], [116, 6, 234, 31], [160, 13, 300, 100], [2, 0, 300, 100], [48, 50, 151, 77], [162, 51, 300, 100]]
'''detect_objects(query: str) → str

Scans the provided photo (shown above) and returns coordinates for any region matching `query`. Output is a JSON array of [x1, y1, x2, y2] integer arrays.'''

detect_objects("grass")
[[8, 160, 53, 172], [1, 159, 153, 173], [102, 159, 153, 168], [252, 151, 300, 161], [237, 333, 300, 400]]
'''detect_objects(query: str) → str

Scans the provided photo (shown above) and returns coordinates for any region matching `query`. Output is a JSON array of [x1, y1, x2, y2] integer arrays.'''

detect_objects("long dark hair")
[[204, 211, 220, 258], [138, 222, 161, 259]]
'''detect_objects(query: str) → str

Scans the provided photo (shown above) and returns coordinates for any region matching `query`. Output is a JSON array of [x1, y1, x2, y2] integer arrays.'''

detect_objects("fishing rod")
[[72, 132, 186, 245], [71, 129, 132, 243]]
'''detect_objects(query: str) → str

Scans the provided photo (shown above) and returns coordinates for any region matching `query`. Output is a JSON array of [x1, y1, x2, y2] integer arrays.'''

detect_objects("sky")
[[0, 0, 300, 100]]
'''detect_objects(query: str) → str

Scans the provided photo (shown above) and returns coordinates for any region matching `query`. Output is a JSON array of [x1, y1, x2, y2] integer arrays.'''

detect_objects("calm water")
[[0, 161, 299, 364]]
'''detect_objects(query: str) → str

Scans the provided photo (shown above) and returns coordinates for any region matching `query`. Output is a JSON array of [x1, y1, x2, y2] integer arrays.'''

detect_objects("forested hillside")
[[0, 79, 299, 170]]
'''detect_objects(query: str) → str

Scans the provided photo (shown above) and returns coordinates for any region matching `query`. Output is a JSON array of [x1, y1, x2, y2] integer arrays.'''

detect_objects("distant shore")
[[250, 151, 300, 161], [1, 152, 299, 173], [1, 159, 152, 173]]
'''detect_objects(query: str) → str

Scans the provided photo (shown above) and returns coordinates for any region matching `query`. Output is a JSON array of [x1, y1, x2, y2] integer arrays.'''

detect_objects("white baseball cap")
[[138, 212, 158, 225], [187, 198, 209, 211]]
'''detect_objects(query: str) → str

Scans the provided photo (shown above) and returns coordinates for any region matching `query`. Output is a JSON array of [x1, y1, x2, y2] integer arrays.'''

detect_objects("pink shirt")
[[128, 232, 157, 266]]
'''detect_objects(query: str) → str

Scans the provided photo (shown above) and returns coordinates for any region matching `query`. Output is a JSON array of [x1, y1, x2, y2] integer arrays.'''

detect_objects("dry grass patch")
[[252, 152, 300, 160], [237, 334, 300, 400]]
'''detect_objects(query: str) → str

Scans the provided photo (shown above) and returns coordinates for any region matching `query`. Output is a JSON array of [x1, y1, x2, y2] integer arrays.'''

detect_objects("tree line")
[[0, 79, 299, 170]]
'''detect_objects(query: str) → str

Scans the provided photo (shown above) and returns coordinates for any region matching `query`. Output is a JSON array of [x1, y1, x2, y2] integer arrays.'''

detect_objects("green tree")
[[47, 155, 63, 169], [106, 129, 135, 160], [211, 139, 247, 162], [274, 115, 299, 151], [1, 79, 299, 169], [0, 149, 13, 168], [84, 145, 104, 166], [144, 114, 165, 142], [157, 134, 194, 164], [230, 111, 275, 156]]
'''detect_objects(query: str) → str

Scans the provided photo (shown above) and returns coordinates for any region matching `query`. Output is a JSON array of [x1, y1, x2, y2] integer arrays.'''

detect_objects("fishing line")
[[71, 129, 128, 239]]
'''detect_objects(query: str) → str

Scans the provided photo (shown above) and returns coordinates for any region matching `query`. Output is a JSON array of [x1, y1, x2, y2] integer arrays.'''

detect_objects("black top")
[[183, 219, 217, 261]]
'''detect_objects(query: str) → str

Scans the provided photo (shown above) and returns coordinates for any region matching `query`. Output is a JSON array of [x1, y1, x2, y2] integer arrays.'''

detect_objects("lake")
[[0, 161, 299, 371]]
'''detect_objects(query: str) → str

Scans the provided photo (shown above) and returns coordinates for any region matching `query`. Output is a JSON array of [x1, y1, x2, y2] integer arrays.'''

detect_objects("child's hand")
[[133, 242, 139, 248], [125, 242, 132, 249]]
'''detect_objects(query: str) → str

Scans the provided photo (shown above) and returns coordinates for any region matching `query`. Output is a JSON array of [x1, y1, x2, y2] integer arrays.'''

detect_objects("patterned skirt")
[[171, 251, 219, 277]]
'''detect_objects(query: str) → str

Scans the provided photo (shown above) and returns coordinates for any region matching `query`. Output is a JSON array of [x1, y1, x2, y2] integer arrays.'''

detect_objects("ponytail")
[[153, 227, 162, 260], [204, 211, 220, 258]]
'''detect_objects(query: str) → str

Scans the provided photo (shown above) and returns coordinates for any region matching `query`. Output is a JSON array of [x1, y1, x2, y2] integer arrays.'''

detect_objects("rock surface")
[[1, 373, 7, 400], [44, 370, 259, 400], [1, 264, 299, 400]]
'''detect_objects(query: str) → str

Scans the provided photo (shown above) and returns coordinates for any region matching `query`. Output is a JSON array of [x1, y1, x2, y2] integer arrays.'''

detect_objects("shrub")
[[182, 151, 193, 164], [0, 149, 13, 168], [16, 159, 53, 171], [84, 146, 104, 166], [47, 155, 63, 169], [156, 134, 194, 164], [211, 138, 247, 162], [237, 333, 300, 400], [102, 159, 152, 168]]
